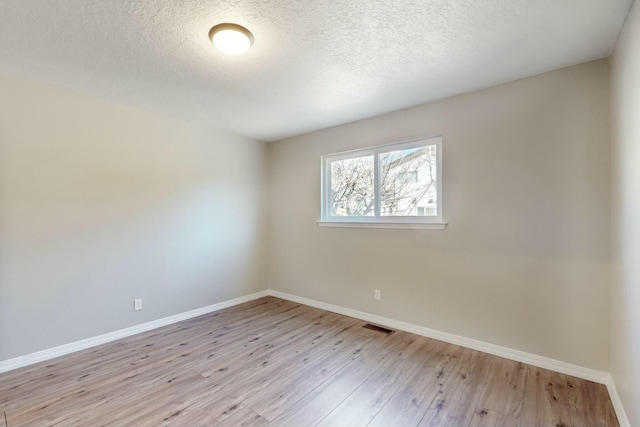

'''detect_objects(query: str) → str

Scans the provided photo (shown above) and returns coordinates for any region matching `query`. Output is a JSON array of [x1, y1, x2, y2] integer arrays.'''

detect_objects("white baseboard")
[[1, 288, 629, 427], [268, 290, 610, 384], [270, 290, 636, 424], [605, 375, 631, 427], [0, 290, 269, 374]]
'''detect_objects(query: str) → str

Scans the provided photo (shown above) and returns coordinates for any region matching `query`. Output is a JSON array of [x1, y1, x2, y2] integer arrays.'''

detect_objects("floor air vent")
[[363, 323, 394, 334]]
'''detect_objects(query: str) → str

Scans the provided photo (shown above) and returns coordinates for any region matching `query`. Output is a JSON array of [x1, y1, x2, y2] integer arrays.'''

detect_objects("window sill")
[[317, 221, 447, 230]]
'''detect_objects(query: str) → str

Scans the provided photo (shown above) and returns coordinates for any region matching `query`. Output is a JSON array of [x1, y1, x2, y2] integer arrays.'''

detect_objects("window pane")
[[330, 155, 374, 216], [380, 145, 437, 216]]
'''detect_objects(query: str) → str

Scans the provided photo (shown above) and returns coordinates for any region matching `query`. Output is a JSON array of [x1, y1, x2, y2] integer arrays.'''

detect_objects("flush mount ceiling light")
[[209, 23, 254, 56]]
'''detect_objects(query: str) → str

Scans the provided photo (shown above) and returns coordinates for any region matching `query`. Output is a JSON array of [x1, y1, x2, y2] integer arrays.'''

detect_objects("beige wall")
[[0, 55, 616, 379], [268, 60, 611, 371], [611, 0, 640, 424], [0, 75, 267, 361]]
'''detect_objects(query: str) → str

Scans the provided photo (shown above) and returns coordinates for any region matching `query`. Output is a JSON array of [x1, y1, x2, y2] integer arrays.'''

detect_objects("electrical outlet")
[[374, 289, 381, 301], [134, 299, 143, 311]]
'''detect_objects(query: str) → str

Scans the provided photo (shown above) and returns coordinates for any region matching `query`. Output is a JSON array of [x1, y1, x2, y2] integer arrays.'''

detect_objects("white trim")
[[0, 290, 269, 374], [605, 375, 631, 427], [267, 290, 610, 384], [318, 221, 447, 230], [0, 288, 629, 426], [269, 291, 631, 424]]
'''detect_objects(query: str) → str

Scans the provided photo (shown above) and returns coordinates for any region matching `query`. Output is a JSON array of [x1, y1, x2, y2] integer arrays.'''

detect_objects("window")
[[320, 136, 445, 229]]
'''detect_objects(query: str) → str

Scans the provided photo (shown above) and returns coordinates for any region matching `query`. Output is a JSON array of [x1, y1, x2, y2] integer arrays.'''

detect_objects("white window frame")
[[319, 136, 446, 230]]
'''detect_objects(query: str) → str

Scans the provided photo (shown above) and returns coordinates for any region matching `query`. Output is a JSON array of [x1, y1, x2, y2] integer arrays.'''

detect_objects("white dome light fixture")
[[209, 23, 254, 56]]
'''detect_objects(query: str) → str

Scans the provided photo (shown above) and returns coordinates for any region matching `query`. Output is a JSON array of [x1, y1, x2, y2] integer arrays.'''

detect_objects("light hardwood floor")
[[0, 297, 618, 426]]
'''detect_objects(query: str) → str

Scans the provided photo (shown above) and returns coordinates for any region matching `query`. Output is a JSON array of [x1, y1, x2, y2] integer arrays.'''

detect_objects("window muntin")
[[321, 137, 443, 224]]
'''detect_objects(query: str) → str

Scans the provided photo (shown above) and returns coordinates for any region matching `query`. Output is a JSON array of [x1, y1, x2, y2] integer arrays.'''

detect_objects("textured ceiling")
[[0, 0, 633, 141]]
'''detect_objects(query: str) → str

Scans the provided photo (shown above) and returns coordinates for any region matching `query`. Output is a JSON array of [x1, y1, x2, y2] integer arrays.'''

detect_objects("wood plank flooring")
[[0, 297, 619, 426]]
